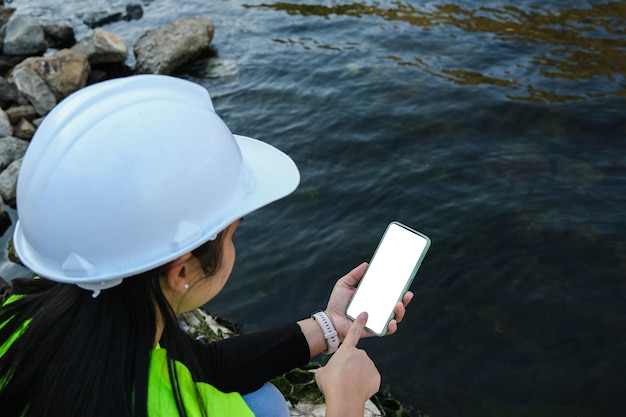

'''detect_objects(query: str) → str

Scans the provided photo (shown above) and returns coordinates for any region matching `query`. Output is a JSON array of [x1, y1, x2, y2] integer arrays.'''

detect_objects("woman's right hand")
[[315, 312, 381, 417]]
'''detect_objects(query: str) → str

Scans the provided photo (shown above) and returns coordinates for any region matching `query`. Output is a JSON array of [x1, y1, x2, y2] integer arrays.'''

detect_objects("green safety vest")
[[0, 296, 254, 417], [149, 345, 253, 417]]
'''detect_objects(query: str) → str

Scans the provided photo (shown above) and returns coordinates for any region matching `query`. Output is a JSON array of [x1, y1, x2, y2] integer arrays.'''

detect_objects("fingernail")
[[359, 312, 368, 320]]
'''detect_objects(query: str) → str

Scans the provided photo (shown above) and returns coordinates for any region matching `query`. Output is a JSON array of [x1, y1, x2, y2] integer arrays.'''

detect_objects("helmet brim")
[[233, 134, 300, 221]]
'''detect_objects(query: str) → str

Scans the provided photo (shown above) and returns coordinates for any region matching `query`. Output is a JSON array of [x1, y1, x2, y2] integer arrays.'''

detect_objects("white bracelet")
[[311, 311, 339, 355]]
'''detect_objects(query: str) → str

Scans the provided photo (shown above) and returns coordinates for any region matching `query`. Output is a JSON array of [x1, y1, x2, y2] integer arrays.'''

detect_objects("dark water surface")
[[4, 0, 626, 415]]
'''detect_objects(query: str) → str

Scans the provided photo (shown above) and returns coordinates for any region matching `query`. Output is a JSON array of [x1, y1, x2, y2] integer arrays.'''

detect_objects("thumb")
[[343, 312, 368, 347]]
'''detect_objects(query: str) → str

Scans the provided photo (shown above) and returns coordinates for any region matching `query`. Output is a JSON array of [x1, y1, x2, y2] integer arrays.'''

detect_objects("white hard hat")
[[13, 74, 300, 293]]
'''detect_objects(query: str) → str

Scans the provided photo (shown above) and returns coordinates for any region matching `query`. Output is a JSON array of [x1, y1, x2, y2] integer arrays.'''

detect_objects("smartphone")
[[346, 221, 431, 336]]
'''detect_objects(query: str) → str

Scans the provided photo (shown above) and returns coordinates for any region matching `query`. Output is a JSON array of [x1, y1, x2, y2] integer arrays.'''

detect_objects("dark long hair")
[[0, 231, 225, 417]]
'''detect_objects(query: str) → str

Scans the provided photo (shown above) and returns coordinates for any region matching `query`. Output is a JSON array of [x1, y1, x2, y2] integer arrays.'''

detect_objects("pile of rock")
[[0, 0, 216, 215]]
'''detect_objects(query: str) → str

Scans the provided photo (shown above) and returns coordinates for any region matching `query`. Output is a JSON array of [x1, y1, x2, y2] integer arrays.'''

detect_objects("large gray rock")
[[0, 136, 28, 171], [16, 49, 90, 101], [72, 28, 127, 64], [3, 14, 47, 56], [11, 65, 57, 115], [0, 157, 21, 203], [133, 16, 214, 75]]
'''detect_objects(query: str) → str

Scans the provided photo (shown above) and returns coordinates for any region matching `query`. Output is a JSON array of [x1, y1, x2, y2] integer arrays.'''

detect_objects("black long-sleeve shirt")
[[162, 322, 311, 394]]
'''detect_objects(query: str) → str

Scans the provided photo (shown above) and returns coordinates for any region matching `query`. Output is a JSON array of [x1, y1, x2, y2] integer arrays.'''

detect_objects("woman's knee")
[[242, 382, 290, 417]]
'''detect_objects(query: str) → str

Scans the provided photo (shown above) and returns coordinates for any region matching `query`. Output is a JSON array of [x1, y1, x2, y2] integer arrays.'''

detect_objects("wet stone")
[[0, 6, 15, 29], [123, 4, 143, 21], [5, 105, 38, 125], [16, 49, 90, 101], [0, 157, 21, 202], [11, 65, 56, 115], [72, 28, 127, 64], [0, 77, 18, 103], [0, 108, 12, 137], [133, 16, 215, 75], [0, 55, 28, 75], [14, 118, 35, 141], [83, 11, 124, 29], [43, 23, 76, 49], [0, 136, 28, 171], [3, 14, 47, 56]]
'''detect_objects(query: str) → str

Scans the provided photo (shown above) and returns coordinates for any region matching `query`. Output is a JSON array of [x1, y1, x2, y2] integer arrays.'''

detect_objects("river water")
[[3, 0, 626, 416]]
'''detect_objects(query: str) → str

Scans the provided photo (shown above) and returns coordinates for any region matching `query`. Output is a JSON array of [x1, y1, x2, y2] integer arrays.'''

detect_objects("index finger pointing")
[[343, 311, 368, 347]]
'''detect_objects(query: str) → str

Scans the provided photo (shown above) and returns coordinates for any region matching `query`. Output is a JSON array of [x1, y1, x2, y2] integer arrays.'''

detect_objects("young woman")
[[0, 75, 412, 417]]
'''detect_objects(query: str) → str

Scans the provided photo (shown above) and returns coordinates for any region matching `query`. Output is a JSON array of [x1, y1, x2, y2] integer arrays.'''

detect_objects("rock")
[[0, 55, 27, 75], [43, 22, 76, 49], [7, 235, 19, 265], [133, 16, 215, 75], [3, 14, 47, 56], [0, 108, 11, 136], [10, 65, 56, 115], [272, 366, 385, 416], [182, 57, 239, 79], [83, 11, 123, 29], [5, 105, 38, 125], [87, 68, 108, 84], [13, 118, 34, 140], [72, 28, 127, 64], [18, 49, 90, 102], [17, 49, 90, 101], [0, 157, 21, 202], [83, 4, 144, 28], [0, 136, 28, 171], [32, 116, 44, 128], [0, 76, 17, 103], [288, 399, 382, 417], [0, 6, 15, 29], [179, 308, 238, 344], [123, 4, 143, 21]]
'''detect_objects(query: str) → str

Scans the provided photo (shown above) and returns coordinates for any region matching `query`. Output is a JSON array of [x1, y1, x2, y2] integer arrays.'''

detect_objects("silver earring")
[[184, 284, 189, 290]]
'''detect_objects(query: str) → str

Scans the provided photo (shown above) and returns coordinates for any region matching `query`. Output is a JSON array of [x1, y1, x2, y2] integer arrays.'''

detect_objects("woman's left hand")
[[324, 262, 414, 342]]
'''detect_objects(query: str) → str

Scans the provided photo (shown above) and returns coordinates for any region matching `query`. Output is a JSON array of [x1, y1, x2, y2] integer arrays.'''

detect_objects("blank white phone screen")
[[347, 223, 429, 335]]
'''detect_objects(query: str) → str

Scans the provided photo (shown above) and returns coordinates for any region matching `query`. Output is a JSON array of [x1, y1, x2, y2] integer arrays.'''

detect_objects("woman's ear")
[[162, 252, 193, 293]]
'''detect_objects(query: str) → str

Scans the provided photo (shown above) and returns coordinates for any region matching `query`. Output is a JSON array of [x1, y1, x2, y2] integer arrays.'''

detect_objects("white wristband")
[[312, 311, 339, 355]]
